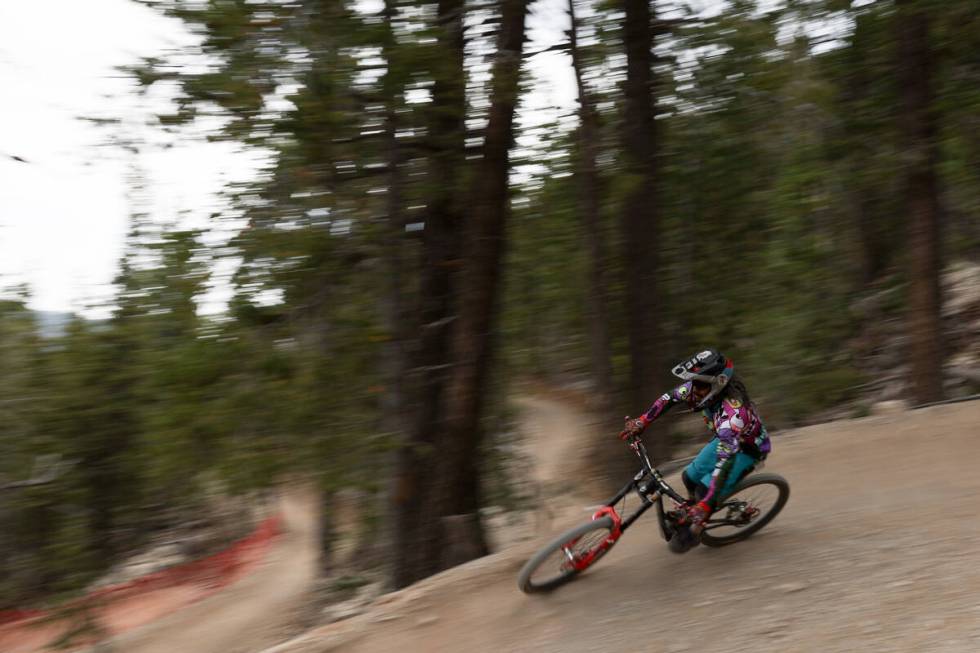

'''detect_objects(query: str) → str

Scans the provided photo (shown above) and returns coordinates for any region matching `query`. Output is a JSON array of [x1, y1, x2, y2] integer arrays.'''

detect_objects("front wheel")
[[517, 516, 617, 594], [700, 472, 789, 547]]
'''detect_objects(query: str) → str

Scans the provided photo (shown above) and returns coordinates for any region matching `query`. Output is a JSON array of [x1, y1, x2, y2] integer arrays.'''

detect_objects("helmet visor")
[[671, 364, 718, 384]]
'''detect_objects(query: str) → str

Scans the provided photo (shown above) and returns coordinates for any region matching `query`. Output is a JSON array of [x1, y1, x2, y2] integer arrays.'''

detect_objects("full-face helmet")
[[671, 349, 735, 409]]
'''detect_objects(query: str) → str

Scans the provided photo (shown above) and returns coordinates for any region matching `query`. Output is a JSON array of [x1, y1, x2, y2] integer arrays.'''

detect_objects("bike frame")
[[549, 434, 775, 575], [581, 435, 689, 562]]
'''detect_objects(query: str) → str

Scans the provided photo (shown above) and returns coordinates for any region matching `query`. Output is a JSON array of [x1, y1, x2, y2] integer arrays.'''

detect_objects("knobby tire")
[[700, 472, 789, 547], [517, 516, 616, 594]]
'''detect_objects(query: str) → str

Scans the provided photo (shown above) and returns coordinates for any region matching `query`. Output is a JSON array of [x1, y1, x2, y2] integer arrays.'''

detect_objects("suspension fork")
[[593, 472, 659, 535]]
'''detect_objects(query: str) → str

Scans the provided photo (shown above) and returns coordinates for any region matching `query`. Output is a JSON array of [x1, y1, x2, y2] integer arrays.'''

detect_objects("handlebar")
[[623, 433, 688, 505]]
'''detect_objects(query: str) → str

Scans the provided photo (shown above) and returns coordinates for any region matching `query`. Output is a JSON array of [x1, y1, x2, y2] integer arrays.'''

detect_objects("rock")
[[949, 365, 980, 385], [416, 615, 439, 627], [322, 598, 367, 623], [364, 581, 385, 600], [319, 576, 386, 625], [89, 542, 188, 589], [870, 400, 909, 416]]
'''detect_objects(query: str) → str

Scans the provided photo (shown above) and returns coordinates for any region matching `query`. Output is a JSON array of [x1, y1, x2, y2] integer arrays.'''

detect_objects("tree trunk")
[[438, 0, 529, 568], [380, 0, 409, 444], [569, 0, 615, 411], [854, 188, 891, 286], [897, 0, 944, 404], [391, 0, 467, 589], [621, 0, 667, 457], [379, 0, 415, 585], [842, 16, 895, 287]]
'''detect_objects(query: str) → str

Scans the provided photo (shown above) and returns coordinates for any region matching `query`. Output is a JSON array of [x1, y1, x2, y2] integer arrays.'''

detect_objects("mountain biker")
[[621, 349, 771, 549]]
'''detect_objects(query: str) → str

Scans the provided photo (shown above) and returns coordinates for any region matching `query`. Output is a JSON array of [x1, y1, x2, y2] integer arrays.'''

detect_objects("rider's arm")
[[637, 382, 693, 428]]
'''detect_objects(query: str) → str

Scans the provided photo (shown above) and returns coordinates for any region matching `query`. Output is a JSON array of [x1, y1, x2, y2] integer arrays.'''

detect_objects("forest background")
[[1, 0, 978, 610]]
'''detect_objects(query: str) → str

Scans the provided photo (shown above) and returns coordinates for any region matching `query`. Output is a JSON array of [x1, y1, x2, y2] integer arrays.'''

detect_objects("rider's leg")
[[681, 469, 699, 500], [718, 454, 759, 497], [700, 454, 760, 506], [683, 438, 720, 501]]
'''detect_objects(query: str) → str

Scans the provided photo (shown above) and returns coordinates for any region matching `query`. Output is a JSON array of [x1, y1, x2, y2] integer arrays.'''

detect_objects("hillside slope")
[[266, 398, 980, 653]]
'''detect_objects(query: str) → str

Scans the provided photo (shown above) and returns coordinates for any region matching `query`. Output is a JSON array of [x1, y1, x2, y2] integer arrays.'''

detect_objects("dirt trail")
[[509, 394, 608, 530], [515, 394, 590, 488], [90, 485, 320, 653], [268, 396, 980, 653]]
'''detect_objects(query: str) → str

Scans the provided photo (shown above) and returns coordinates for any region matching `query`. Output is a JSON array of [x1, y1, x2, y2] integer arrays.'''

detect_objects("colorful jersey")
[[640, 381, 771, 504]]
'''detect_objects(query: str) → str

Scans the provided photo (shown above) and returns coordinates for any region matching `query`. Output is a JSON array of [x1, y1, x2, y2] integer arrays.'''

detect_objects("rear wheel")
[[517, 516, 617, 593], [700, 473, 789, 547]]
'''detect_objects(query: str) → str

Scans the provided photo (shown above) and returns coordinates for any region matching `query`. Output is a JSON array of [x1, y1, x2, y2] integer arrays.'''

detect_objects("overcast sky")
[[0, 0, 576, 317], [2, 1, 178, 314], [0, 0, 849, 317]]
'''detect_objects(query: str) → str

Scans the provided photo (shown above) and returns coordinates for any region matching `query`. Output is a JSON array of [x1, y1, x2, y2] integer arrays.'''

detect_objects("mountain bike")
[[517, 432, 790, 593]]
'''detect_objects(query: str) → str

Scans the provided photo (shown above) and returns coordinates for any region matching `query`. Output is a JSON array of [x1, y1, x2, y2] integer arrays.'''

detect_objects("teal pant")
[[684, 438, 759, 499]]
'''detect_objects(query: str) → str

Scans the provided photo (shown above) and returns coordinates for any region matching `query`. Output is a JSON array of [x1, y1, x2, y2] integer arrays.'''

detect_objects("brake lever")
[[627, 436, 641, 454]]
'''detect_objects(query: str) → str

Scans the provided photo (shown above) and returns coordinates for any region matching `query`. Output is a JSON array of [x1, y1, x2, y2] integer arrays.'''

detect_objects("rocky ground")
[[848, 262, 980, 408]]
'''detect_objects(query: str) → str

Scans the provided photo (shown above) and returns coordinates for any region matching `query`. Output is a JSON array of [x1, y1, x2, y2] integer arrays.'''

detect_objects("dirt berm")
[[263, 398, 980, 653]]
